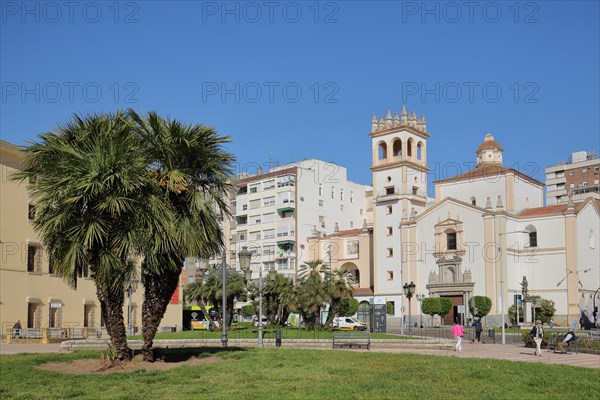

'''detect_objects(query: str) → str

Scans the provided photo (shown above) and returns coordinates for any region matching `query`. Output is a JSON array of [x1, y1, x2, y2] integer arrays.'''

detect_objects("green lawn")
[[1, 348, 598, 400]]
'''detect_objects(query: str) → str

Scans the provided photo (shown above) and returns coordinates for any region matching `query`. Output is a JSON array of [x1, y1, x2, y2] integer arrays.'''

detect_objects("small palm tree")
[[324, 268, 356, 327], [297, 260, 328, 328]]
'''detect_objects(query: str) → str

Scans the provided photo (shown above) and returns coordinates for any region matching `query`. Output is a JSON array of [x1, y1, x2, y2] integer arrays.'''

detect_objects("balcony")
[[375, 188, 426, 202]]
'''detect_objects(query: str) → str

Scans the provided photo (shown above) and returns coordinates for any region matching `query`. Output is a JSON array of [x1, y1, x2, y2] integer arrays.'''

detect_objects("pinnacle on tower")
[[393, 112, 400, 126], [371, 114, 378, 132], [496, 195, 504, 209], [385, 110, 392, 127], [485, 196, 493, 210]]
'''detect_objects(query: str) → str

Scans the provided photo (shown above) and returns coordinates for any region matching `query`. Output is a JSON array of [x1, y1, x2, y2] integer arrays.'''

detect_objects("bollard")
[[275, 329, 282, 347]]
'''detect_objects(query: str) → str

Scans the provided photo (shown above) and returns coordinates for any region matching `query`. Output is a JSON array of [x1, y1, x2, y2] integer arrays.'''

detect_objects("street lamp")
[[497, 230, 528, 344], [403, 281, 416, 335], [415, 293, 426, 328], [221, 249, 228, 348], [239, 246, 276, 348], [126, 275, 139, 337]]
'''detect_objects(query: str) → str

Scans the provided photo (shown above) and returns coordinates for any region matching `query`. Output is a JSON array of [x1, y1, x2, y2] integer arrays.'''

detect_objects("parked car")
[[333, 317, 367, 331]]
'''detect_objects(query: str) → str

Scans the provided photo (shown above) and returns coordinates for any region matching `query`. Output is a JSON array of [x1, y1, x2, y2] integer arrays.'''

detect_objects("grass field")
[[1, 348, 599, 400]]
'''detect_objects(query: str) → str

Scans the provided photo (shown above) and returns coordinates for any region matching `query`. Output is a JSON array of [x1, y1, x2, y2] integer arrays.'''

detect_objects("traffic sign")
[[571, 321, 578, 328]]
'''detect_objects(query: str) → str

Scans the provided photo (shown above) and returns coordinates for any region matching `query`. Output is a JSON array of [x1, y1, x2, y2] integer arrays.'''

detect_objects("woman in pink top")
[[451, 321, 465, 351]]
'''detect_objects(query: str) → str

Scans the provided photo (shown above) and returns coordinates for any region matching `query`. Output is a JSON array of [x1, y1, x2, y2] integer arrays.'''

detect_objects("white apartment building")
[[545, 151, 600, 205], [226, 159, 372, 280]]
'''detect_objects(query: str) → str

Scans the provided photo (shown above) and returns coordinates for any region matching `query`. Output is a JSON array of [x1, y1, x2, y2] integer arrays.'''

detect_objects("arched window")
[[417, 142, 424, 160], [378, 142, 387, 160], [392, 139, 402, 157], [526, 225, 537, 247], [446, 229, 457, 250], [470, 197, 476, 206], [407, 138, 414, 158]]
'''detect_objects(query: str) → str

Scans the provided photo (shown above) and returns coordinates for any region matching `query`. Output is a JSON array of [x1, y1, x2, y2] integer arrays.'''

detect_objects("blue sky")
[[1, 1, 599, 194]]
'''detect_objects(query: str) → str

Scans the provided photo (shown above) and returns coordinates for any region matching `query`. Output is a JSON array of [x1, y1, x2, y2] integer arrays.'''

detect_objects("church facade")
[[365, 108, 599, 327]]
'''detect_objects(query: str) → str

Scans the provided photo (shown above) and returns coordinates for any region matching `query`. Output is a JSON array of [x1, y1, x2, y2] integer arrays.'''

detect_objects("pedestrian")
[[451, 320, 464, 351], [579, 317, 584, 330], [556, 328, 577, 353], [530, 320, 544, 357], [472, 318, 483, 344]]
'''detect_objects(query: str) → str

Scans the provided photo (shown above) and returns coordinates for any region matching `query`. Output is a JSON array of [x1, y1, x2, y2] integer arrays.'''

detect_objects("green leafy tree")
[[530, 295, 556, 324], [339, 298, 359, 317], [438, 298, 453, 323], [241, 304, 255, 319], [386, 301, 394, 315], [470, 296, 492, 318]]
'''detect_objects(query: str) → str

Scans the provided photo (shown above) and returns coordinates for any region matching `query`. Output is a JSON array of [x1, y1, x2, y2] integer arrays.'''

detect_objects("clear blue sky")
[[2, 1, 599, 194]]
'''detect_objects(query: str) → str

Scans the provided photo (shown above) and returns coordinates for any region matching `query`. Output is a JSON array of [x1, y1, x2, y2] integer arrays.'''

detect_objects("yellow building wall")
[[1, 140, 181, 335]]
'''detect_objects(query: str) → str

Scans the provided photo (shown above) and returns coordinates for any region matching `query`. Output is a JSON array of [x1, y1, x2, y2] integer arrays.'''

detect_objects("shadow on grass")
[[138, 346, 247, 363]]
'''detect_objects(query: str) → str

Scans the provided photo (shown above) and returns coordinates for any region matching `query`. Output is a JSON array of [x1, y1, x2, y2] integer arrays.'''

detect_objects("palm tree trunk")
[[198, 299, 217, 331], [325, 298, 340, 327], [141, 265, 181, 362], [96, 285, 132, 361]]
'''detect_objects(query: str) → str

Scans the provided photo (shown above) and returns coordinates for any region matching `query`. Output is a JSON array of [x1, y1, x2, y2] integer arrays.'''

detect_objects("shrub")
[[521, 330, 553, 348], [339, 298, 359, 317]]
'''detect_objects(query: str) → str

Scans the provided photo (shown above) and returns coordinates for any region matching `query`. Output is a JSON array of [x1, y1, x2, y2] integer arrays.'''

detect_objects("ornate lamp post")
[[126, 275, 139, 337], [403, 281, 416, 335]]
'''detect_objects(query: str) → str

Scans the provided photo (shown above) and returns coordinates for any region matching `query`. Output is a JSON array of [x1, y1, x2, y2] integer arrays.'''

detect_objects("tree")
[[13, 112, 170, 361], [128, 110, 234, 361], [530, 295, 556, 324], [339, 298, 359, 317], [297, 260, 328, 328], [323, 268, 356, 328], [421, 297, 453, 326], [470, 296, 492, 318]]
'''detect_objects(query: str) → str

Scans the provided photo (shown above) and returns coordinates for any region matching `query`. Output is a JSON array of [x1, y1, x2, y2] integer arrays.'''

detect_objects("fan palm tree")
[[128, 110, 234, 361], [297, 260, 328, 328], [183, 279, 218, 330], [13, 112, 173, 361], [323, 268, 356, 327]]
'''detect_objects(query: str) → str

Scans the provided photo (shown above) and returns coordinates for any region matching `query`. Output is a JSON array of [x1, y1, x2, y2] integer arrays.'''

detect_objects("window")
[[340, 189, 344, 201], [582, 181, 588, 187], [386, 205, 392, 215], [582, 168, 588, 173], [78, 264, 90, 278], [350, 191, 354, 203], [249, 184, 259, 193], [319, 215, 325, 228], [570, 183, 575, 188], [251, 231, 261, 240], [263, 197, 275, 207], [569, 170, 574, 176], [28, 204, 36, 220], [27, 245, 36, 272], [300, 196, 304, 202], [331, 187, 335, 199], [387, 227, 393, 236], [350, 221, 354, 228], [27, 302, 40, 328], [241, 203, 248, 211], [594, 167, 599, 175], [447, 232, 457, 250], [378, 142, 387, 160], [263, 180, 275, 190], [239, 233, 247, 241], [470, 197, 476, 206], [529, 231, 538, 247], [277, 174, 295, 188], [387, 248, 393, 257], [392, 139, 402, 157], [48, 258, 55, 275], [386, 271, 394, 280], [263, 229, 275, 239], [277, 192, 294, 204], [412, 186, 418, 195], [263, 212, 275, 223], [385, 187, 394, 195], [250, 214, 261, 224], [319, 184, 322, 196], [50, 303, 62, 328], [249, 199, 261, 209], [340, 204, 344, 211], [319, 200, 324, 207]]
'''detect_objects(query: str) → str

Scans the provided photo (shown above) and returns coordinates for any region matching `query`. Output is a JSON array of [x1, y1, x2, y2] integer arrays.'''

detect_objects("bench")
[[332, 331, 370, 350], [588, 328, 600, 341], [548, 334, 579, 354]]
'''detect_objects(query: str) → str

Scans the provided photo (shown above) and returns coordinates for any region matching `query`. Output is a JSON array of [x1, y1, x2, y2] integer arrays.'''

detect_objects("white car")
[[333, 317, 367, 331]]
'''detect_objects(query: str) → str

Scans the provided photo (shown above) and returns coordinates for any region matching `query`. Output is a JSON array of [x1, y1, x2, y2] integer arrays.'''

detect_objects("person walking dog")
[[530, 320, 544, 357], [452, 320, 465, 351]]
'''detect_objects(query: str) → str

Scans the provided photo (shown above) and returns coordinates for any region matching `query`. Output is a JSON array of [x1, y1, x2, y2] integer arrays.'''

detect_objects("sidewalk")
[[370, 341, 600, 369]]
